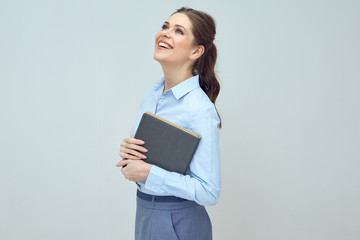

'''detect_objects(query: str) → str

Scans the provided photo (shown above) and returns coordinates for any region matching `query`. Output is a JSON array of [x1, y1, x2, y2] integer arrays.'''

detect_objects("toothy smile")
[[158, 41, 173, 49]]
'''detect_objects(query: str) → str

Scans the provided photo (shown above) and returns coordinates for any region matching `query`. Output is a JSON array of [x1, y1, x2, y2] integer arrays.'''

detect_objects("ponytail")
[[193, 43, 222, 128]]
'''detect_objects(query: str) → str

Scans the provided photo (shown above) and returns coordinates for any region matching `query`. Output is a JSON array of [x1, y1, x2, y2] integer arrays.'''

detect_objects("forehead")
[[166, 13, 193, 30]]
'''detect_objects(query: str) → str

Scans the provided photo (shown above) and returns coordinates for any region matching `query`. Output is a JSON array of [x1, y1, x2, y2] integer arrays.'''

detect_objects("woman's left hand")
[[116, 159, 152, 182]]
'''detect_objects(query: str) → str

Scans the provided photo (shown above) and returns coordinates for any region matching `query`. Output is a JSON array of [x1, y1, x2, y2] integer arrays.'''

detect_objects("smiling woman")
[[153, 12, 202, 83], [117, 7, 221, 240]]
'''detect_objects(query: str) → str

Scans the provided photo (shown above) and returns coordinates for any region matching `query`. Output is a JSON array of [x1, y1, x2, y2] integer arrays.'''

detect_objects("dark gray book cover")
[[134, 112, 201, 175]]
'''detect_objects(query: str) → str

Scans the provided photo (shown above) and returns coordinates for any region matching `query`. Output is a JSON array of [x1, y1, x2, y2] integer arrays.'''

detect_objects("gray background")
[[1, 0, 359, 239]]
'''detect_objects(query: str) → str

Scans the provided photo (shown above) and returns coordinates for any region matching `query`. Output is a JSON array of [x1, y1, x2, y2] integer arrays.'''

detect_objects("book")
[[134, 112, 201, 175]]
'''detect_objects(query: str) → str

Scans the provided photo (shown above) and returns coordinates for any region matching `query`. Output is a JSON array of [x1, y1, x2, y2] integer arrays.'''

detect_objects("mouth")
[[158, 41, 173, 49]]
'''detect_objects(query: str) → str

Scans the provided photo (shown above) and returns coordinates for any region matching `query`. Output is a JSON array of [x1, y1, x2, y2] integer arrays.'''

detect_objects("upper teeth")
[[159, 42, 171, 49]]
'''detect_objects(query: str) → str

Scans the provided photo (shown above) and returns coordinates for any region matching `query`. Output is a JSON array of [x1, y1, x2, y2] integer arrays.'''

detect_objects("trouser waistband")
[[137, 189, 187, 203]]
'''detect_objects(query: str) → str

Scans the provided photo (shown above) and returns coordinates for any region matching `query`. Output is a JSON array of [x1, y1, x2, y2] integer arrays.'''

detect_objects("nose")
[[162, 28, 171, 38]]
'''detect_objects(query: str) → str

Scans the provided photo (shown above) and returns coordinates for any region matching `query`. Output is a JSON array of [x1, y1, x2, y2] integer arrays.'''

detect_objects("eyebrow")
[[164, 21, 187, 32]]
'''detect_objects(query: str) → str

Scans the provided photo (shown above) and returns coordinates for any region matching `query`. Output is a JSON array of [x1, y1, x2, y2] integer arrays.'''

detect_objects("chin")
[[153, 51, 185, 67], [153, 52, 168, 64]]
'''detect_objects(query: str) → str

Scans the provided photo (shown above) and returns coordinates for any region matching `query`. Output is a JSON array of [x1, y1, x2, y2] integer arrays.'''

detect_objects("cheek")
[[155, 31, 161, 41], [174, 38, 192, 52]]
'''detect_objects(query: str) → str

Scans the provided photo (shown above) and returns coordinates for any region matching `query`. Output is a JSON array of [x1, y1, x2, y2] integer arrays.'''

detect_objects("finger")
[[121, 141, 147, 153], [127, 149, 147, 159], [120, 152, 142, 160], [121, 166, 126, 175], [122, 141, 147, 153], [127, 143, 148, 153], [120, 146, 145, 158], [120, 149, 142, 159], [116, 160, 128, 167], [121, 147, 147, 159], [125, 137, 145, 145]]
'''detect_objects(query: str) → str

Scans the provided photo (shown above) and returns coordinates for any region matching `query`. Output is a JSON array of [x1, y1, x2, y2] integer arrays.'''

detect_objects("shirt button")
[[151, 186, 154, 189]]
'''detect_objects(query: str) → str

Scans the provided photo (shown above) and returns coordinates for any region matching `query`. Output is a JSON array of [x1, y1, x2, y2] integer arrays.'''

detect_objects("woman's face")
[[153, 13, 197, 67]]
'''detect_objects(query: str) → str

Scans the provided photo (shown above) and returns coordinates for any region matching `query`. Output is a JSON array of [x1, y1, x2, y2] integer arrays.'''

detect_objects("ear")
[[190, 45, 205, 61]]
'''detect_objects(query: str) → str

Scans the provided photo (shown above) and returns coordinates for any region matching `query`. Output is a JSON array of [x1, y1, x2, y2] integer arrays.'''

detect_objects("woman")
[[116, 7, 221, 240]]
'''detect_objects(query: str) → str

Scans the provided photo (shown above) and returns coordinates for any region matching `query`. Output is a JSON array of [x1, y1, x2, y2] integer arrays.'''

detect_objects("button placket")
[[156, 95, 165, 113]]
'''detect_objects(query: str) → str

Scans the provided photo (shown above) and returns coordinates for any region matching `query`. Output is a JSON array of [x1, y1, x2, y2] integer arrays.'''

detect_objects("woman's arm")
[[144, 105, 221, 206], [117, 103, 221, 206]]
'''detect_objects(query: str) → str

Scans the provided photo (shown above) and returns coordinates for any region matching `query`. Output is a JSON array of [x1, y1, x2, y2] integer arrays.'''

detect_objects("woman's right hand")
[[119, 137, 148, 160]]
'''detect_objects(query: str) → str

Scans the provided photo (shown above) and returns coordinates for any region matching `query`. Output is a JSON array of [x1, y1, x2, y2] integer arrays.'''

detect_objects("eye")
[[175, 29, 184, 35], [161, 24, 168, 30]]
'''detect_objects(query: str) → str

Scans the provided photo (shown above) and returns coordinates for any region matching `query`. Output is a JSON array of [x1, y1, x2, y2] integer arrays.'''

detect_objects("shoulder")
[[185, 87, 215, 111], [184, 87, 220, 126]]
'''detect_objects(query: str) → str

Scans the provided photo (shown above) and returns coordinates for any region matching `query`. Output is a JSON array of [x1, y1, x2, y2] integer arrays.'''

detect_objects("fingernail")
[[142, 155, 147, 159], [139, 140, 145, 144], [143, 148, 148, 152]]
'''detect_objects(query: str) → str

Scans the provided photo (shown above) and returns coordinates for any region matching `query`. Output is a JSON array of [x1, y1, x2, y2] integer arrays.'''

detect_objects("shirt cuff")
[[145, 165, 167, 192]]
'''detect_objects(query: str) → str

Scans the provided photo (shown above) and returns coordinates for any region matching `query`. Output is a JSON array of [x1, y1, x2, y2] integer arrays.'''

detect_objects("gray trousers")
[[135, 191, 212, 240]]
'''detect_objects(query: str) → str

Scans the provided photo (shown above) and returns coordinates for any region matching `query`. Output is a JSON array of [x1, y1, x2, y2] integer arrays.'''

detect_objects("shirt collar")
[[171, 75, 200, 100], [153, 75, 200, 100]]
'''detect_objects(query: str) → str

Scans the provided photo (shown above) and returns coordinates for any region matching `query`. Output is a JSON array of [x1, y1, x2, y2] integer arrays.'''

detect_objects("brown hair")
[[172, 7, 221, 128]]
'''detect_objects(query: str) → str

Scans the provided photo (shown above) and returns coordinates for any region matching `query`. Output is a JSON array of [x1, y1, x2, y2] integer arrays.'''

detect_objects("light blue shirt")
[[130, 75, 221, 206]]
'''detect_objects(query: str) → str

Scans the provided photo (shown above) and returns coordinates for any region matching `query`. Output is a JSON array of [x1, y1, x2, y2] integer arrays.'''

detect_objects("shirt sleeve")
[[144, 104, 221, 206]]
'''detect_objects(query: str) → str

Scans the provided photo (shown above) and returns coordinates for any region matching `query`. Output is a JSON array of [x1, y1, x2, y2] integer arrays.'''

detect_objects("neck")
[[161, 63, 194, 93]]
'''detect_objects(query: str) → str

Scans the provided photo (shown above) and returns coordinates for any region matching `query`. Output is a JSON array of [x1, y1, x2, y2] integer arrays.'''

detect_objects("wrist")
[[143, 163, 152, 179]]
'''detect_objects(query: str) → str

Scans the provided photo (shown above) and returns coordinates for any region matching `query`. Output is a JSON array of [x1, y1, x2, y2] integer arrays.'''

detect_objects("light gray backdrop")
[[1, 0, 359, 239]]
